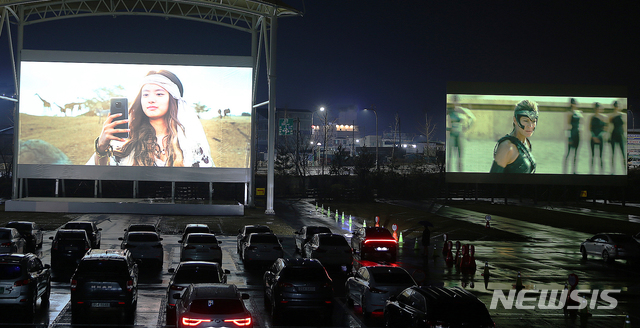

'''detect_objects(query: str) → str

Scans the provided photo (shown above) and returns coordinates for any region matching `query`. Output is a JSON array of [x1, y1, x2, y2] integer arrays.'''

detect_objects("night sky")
[[1, 1, 639, 140]]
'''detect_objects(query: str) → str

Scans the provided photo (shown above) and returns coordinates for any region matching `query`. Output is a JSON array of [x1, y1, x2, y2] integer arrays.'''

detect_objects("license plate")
[[375, 247, 389, 251], [196, 249, 208, 253], [92, 302, 111, 308], [298, 287, 315, 292]]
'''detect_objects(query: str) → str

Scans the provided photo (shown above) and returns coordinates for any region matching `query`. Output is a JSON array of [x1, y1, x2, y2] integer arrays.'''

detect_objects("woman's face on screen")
[[141, 83, 170, 120]]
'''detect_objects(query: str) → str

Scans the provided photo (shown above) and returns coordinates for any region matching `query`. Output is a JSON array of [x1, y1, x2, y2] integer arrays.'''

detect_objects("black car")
[[351, 227, 398, 262], [5, 221, 43, 252], [0, 253, 51, 315], [263, 258, 333, 325], [62, 221, 102, 248], [70, 249, 139, 323], [294, 225, 332, 253], [237, 225, 272, 254], [49, 229, 91, 273], [384, 286, 494, 328]]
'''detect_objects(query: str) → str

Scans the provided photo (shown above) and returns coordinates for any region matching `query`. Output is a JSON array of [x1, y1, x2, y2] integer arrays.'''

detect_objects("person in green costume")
[[489, 100, 538, 174], [563, 98, 583, 174], [589, 102, 607, 174], [609, 100, 626, 174]]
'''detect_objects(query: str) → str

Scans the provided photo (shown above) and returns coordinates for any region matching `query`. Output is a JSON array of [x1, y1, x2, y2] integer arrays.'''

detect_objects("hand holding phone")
[[110, 97, 129, 139]]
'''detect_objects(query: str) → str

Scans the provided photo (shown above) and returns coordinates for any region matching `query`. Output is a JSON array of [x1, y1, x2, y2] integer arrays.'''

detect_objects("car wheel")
[[42, 282, 51, 304], [25, 287, 37, 315], [581, 247, 587, 260], [603, 250, 612, 263]]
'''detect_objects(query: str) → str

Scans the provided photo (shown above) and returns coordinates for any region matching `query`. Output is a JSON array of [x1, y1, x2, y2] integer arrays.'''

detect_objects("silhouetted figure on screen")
[[609, 101, 626, 175], [589, 102, 606, 174], [563, 98, 582, 174], [447, 95, 476, 172]]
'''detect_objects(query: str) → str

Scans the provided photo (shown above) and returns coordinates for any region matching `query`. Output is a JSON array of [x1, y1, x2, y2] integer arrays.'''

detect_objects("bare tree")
[[418, 112, 438, 158]]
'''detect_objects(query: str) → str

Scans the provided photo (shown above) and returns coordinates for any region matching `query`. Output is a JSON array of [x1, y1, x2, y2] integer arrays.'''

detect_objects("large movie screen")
[[446, 93, 628, 181], [18, 51, 252, 170]]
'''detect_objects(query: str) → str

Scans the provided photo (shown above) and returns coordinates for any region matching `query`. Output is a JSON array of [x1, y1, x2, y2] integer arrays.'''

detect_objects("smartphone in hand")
[[110, 97, 129, 139]]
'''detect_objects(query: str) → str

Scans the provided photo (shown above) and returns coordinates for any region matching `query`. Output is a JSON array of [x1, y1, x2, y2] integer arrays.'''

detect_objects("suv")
[[180, 224, 210, 242], [0, 227, 26, 254], [173, 283, 252, 328], [62, 221, 102, 248], [351, 227, 398, 262], [0, 253, 51, 315], [384, 286, 494, 328], [6, 221, 43, 252], [70, 249, 139, 323], [237, 225, 272, 254], [49, 229, 91, 273], [263, 258, 333, 325]]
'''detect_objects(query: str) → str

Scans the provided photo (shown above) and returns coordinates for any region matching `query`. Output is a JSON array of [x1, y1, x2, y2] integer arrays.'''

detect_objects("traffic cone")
[[375, 216, 380, 227], [327, 207, 330, 217], [485, 220, 491, 228], [363, 220, 367, 228], [414, 238, 420, 251], [349, 215, 352, 227], [623, 314, 631, 328], [342, 212, 345, 225], [482, 262, 490, 289], [335, 210, 339, 221], [515, 272, 524, 292]]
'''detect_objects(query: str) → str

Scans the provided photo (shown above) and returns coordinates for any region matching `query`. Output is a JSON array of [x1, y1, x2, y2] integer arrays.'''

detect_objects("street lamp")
[[319, 107, 328, 175], [364, 107, 379, 170]]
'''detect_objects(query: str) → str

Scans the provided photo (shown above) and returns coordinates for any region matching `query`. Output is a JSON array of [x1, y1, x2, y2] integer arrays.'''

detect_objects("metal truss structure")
[[1, 0, 302, 214]]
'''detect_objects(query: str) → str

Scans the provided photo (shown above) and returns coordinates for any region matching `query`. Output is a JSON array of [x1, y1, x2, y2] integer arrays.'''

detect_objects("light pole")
[[319, 107, 328, 175], [364, 107, 379, 170]]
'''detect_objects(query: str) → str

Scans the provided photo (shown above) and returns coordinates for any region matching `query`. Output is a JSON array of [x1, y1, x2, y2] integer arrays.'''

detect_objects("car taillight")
[[52, 241, 58, 250], [185, 245, 196, 250], [15, 278, 31, 286], [126, 280, 134, 292], [182, 317, 212, 326], [1, 242, 11, 247], [224, 317, 252, 326], [170, 285, 184, 291], [278, 282, 294, 288], [369, 286, 387, 294], [70, 279, 77, 291], [363, 238, 398, 245]]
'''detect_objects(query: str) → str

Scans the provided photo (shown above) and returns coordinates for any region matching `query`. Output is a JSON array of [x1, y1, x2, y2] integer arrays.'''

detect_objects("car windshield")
[[280, 267, 328, 281], [250, 234, 278, 244], [6, 223, 30, 231], [0, 264, 22, 279], [371, 270, 415, 284], [366, 229, 393, 238], [0, 231, 12, 239], [609, 234, 635, 243], [128, 234, 159, 242], [187, 235, 217, 244], [76, 261, 129, 276], [319, 236, 348, 246], [174, 268, 222, 283], [189, 299, 244, 314]]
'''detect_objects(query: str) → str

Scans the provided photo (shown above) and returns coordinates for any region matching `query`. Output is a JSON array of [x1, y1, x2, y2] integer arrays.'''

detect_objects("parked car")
[[294, 225, 332, 253], [263, 258, 333, 325], [123, 223, 158, 238], [119, 231, 164, 268], [0, 253, 51, 315], [580, 233, 640, 262], [180, 224, 211, 242], [346, 265, 417, 320], [173, 283, 252, 328], [0, 227, 26, 254], [62, 221, 102, 248], [351, 227, 398, 262], [179, 233, 222, 263], [240, 233, 283, 268], [384, 286, 495, 328], [237, 225, 272, 254], [303, 233, 352, 271], [5, 221, 43, 252], [165, 261, 231, 324], [49, 229, 91, 273], [70, 249, 139, 323]]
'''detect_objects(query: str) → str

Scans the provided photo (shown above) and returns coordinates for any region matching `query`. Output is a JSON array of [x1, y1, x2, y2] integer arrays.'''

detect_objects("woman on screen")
[[589, 102, 606, 174], [489, 100, 537, 174], [609, 100, 626, 174], [563, 98, 582, 174], [88, 70, 213, 167], [446, 95, 476, 172]]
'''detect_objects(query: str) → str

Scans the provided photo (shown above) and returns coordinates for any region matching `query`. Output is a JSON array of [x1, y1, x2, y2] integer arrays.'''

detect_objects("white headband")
[[141, 74, 182, 100]]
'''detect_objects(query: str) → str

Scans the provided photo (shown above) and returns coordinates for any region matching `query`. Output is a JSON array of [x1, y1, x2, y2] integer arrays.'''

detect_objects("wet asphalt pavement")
[[1, 198, 639, 327]]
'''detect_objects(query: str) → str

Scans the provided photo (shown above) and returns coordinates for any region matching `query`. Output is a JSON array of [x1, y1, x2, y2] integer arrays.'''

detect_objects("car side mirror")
[[118, 237, 123, 240], [159, 237, 163, 241], [224, 269, 231, 274], [98, 228, 102, 231], [242, 293, 250, 300], [238, 229, 242, 233]]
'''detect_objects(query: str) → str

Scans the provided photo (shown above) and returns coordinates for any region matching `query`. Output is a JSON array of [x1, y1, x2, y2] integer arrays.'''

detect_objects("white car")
[[179, 233, 222, 263], [119, 231, 164, 269], [173, 283, 252, 328], [303, 233, 352, 272], [580, 233, 640, 262], [240, 233, 283, 268], [345, 265, 417, 321], [294, 226, 332, 253]]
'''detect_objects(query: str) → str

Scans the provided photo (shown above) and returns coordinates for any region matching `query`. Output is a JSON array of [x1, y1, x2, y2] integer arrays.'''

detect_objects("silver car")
[[179, 233, 222, 263], [6, 221, 43, 252], [303, 233, 352, 272], [180, 224, 210, 242], [345, 265, 417, 321], [119, 231, 164, 268], [0, 253, 51, 315], [241, 233, 283, 269], [0, 227, 26, 254], [294, 226, 332, 253], [165, 261, 230, 324], [580, 233, 640, 262], [173, 283, 252, 328]]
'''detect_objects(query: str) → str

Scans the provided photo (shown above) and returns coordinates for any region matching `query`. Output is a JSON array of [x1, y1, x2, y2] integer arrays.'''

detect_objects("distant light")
[[320, 107, 325, 112]]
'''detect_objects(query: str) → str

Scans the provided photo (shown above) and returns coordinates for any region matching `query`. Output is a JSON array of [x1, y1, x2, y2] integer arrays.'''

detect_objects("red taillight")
[[170, 285, 184, 291], [70, 279, 77, 291], [224, 317, 252, 326], [126, 280, 134, 292], [278, 282, 294, 288], [182, 317, 212, 326], [1, 242, 11, 247], [363, 238, 398, 245], [15, 279, 30, 286]]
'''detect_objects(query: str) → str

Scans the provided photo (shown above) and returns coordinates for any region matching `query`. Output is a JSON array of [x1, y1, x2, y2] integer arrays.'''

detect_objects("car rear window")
[[246, 226, 271, 234], [128, 225, 155, 232], [372, 270, 415, 284], [64, 223, 92, 230], [57, 232, 87, 240], [250, 234, 278, 244], [128, 234, 160, 242], [0, 264, 22, 279], [308, 227, 331, 235], [187, 235, 218, 243], [0, 231, 12, 239], [280, 267, 328, 281], [76, 260, 129, 276], [189, 299, 244, 314], [6, 223, 30, 231], [609, 234, 635, 243], [319, 236, 349, 246], [366, 229, 393, 238], [174, 268, 222, 283], [185, 227, 210, 234]]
